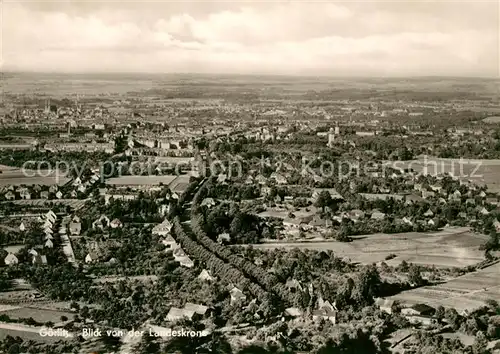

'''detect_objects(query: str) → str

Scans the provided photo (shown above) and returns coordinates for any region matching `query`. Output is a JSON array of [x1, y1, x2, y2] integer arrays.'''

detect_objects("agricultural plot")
[[0, 324, 63, 343], [105, 175, 177, 186], [251, 227, 486, 268], [389, 262, 500, 312], [386, 157, 500, 189], [0, 307, 75, 323], [0, 169, 70, 186]]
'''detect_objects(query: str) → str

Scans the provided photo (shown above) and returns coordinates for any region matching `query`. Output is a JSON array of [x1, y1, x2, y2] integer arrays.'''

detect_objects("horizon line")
[[2, 70, 499, 81]]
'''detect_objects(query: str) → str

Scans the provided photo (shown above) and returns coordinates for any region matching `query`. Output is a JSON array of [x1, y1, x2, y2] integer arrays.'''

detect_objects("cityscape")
[[1, 1, 500, 354]]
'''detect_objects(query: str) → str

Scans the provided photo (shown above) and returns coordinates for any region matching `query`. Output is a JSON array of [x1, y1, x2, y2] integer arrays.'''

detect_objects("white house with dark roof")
[[152, 219, 172, 236], [110, 218, 123, 229], [230, 287, 247, 305], [198, 269, 215, 281], [4, 253, 18, 266]]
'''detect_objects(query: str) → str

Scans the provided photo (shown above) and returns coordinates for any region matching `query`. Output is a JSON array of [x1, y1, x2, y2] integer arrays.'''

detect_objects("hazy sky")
[[2, 0, 499, 76]]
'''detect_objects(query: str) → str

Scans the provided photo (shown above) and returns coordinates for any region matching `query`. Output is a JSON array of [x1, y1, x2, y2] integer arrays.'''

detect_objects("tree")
[[435, 306, 445, 322], [114, 134, 128, 154], [137, 332, 160, 353], [351, 265, 381, 306], [445, 308, 460, 330], [70, 301, 80, 312], [314, 191, 332, 213], [408, 264, 425, 286], [472, 331, 488, 354], [398, 260, 409, 272]]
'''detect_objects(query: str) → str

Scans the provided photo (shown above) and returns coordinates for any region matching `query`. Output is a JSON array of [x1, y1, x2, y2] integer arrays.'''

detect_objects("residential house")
[[183, 303, 209, 317], [44, 239, 53, 248], [166, 307, 195, 322], [479, 207, 490, 216], [371, 210, 386, 220], [401, 304, 437, 326], [19, 188, 31, 200], [19, 222, 26, 232], [40, 191, 49, 200], [69, 217, 82, 236], [487, 197, 499, 206], [32, 254, 48, 265], [255, 174, 267, 185], [46, 210, 57, 222], [4, 253, 18, 266], [152, 219, 172, 236], [494, 219, 500, 233], [312, 297, 337, 324], [429, 185, 443, 193], [110, 218, 123, 229], [450, 190, 462, 201], [401, 304, 435, 317], [465, 198, 476, 206], [55, 191, 63, 199], [200, 198, 216, 208], [173, 248, 194, 268], [162, 235, 178, 250], [217, 233, 231, 244], [285, 279, 303, 293], [4, 191, 15, 201], [72, 177, 82, 186], [284, 307, 303, 318], [402, 217, 413, 226], [423, 209, 434, 217], [198, 269, 215, 282], [230, 287, 247, 305], [85, 252, 98, 263], [217, 174, 228, 184], [271, 173, 287, 185], [421, 190, 435, 199], [348, 209, 365, 222], [375, 298, 396, 314], [405, 194, 424, 204]]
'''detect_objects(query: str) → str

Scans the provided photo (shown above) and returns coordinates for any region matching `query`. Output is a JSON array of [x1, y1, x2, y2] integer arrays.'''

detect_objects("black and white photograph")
[[0, 0, 500, 353]]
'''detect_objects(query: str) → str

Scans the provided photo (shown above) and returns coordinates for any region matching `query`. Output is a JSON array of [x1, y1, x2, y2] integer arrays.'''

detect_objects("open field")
[[248, 227, 487, 268], [0, 307, 75, 323], [389, 261, 500, 312], [106, 174, 191, 195], [0, 169, 70, 186], [386, 157, 500, 191], [0, 323, 67, 343], [106, 175, 178, 186], [483, 116, 500, 123]]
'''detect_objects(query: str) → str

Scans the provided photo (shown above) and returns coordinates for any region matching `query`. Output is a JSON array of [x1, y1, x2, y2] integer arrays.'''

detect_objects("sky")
[[2, 0, 499, 77]]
